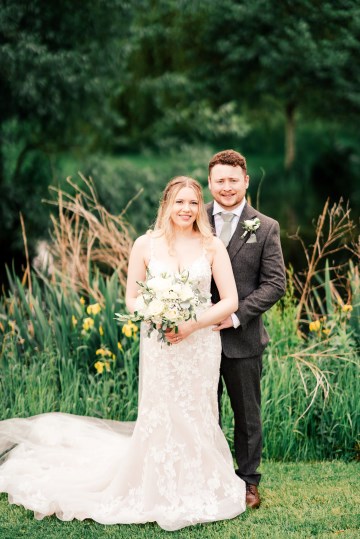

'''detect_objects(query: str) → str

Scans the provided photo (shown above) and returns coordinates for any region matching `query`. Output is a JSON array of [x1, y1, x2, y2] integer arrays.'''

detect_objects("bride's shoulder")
[[206, 236, 225, 252], [204, 236, 227, 265], [132, 230, 164, 257], [131, 234, 153, 259], [132, 234, 150, 249]]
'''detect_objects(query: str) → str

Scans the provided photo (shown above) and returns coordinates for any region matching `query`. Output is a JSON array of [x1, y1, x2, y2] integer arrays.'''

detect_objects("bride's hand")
[[165, 321, 196, 345]]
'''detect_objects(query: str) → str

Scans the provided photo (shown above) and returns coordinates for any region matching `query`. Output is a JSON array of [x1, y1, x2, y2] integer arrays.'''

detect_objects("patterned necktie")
[[219, 212, 235, 247]]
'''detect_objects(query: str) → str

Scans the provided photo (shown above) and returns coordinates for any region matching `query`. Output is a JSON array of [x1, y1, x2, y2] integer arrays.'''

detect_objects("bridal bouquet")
[[115, 270, 210, 344]]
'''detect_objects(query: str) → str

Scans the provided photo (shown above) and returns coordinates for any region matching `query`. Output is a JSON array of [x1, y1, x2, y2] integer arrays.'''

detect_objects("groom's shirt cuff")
[[231, 313, 241, 328]]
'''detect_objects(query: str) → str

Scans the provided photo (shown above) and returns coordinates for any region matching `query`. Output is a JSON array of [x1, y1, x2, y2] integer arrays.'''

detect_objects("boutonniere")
[[241, 217, 261, 239]]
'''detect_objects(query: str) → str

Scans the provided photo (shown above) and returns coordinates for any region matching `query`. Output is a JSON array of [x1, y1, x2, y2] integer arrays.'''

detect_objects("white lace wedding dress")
[[0, 253, 246, 531]]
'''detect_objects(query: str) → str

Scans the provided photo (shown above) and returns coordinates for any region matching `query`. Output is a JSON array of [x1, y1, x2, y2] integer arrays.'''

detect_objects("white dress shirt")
[[212, 199, 246, 328]]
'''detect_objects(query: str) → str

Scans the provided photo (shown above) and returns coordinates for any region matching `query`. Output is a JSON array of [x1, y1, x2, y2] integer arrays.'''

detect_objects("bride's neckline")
[[148, 252, 208, 274], [148, 234, 209, 274]]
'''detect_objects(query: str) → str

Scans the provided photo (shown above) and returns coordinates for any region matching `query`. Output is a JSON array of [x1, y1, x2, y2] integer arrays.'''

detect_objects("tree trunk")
[[284, 102, 296, 171]]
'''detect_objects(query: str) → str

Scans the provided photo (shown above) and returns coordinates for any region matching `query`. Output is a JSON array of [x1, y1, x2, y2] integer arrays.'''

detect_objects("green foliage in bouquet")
[[115, 269, 210, 343]]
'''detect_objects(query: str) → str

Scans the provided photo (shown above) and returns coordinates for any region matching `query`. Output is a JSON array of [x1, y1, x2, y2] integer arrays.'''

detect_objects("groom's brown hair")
[[208, 149, 247, 175]]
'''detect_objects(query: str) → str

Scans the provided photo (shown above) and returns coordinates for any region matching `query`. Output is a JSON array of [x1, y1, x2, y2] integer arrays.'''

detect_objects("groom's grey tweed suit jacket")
[[207, 202, 286, 358]]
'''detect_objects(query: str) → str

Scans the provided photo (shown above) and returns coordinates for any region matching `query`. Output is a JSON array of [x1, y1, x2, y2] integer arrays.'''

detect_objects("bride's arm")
[[199, 237, 238, 326], [166, 237, 238, 342], [125, 235, 148, 313]]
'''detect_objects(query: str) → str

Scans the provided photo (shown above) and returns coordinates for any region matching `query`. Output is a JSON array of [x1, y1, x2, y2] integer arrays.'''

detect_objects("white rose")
[[171, 283, 182, 295], [163, 306, 181, 322], [160, 289, 178, 300], [134, 294, 146, 313], [146, 298, 164, 318], [147, 275, 172, 293], [179, 285, 194, 302], [244, 218, 260, 230]]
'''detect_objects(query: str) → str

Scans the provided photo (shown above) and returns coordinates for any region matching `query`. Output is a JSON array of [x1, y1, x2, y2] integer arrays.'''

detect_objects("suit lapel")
[[207, 201, 258, 261], [206, 203, 216, 235], [227, 203, 257, 261]]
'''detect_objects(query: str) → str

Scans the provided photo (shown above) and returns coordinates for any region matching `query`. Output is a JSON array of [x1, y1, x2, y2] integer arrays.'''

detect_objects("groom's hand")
[[212, 316, 234, 331]]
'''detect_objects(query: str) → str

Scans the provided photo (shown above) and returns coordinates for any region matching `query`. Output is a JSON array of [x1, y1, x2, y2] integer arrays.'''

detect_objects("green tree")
[[0, 0, 130, 274], [195, 0, 360, 169], [117, 0, 249, 148], [117, 1, 360, 164]]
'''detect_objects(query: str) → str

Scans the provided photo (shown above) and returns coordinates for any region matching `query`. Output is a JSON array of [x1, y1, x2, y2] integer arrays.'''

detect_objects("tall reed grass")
[[0, 190, 358, 461], [0, 265, 358, 460]]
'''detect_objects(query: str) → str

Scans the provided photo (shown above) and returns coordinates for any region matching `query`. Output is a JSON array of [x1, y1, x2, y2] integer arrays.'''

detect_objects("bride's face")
[[170, 186, 199, 229]]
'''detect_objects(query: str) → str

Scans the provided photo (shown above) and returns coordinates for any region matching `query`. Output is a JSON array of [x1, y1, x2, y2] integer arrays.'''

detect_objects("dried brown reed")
[[290, 199, 356, 325], [20, 212, 32, 296], [44, 174, 136, 302], [289, 339, 357, 423]]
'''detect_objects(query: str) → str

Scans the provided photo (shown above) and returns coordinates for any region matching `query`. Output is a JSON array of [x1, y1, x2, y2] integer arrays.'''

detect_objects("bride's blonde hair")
[[152, 176, 213, 247]]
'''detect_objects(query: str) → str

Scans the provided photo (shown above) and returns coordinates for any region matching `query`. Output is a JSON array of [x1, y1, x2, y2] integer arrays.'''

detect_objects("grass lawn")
[[1, 461, 359, 539]]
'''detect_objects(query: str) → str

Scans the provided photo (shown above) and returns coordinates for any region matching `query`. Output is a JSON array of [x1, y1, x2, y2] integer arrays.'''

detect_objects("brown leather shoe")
[[246, 483, 261, 508]]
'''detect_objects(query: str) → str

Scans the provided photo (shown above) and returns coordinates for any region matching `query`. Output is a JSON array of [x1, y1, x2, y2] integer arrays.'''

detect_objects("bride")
[[0, 176, 246, 531]]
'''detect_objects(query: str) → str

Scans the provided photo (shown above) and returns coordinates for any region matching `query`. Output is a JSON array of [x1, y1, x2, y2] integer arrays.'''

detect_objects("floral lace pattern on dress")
[[0, 252, 245, 531]]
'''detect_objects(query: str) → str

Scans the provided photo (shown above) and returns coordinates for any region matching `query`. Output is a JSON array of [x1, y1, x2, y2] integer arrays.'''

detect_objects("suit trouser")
[[218, 352, 263, 486]]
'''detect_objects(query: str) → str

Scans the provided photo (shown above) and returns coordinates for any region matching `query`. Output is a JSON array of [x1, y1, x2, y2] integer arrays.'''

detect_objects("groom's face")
[[208, 164, 249, 210]]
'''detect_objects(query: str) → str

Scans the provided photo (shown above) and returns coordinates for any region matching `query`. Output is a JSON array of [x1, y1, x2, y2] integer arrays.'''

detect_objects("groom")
[[207, 149, 286, 508]]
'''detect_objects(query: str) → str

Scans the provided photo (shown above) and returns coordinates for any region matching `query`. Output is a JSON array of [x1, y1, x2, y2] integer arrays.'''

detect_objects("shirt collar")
[[212, 198, 246, 218]]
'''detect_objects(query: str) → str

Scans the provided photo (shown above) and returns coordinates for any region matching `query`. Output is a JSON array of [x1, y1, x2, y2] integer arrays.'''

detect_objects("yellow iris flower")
[[104, 361, 111, 372], [83, 317, 95, 331], [309, 320, 321, 332], [87, 303, 101, 316], [94, 361, 104, 374], [122, 321, 139, 338], [96, 348, 112, 357]]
